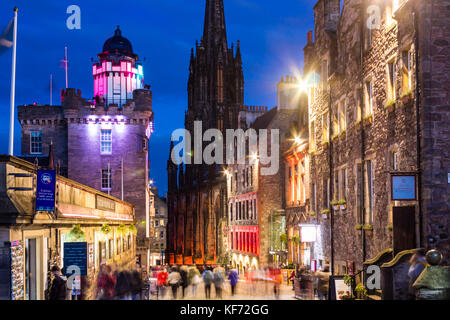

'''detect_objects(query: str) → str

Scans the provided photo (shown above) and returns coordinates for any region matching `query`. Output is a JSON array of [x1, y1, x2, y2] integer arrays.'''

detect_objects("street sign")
[[63, 242, 88, 276], [36, 170, 56, 212]]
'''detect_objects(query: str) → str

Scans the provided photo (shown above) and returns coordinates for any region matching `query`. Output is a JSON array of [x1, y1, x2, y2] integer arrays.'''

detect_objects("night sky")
[[0, 0, 315, 196]]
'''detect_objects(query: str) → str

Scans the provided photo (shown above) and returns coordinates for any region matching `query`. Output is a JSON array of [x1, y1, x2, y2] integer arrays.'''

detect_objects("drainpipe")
[[360, 0, 367, 269], [328, 83, 335, 275], [413, 10, 423, 248]]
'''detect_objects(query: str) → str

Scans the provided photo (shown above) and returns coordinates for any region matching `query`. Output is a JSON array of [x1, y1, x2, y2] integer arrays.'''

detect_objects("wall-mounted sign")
[[36, 170, 56, 212], [63, 242, 88, 276], [96, 195, 116, 212], [392, 175, 416, 200]]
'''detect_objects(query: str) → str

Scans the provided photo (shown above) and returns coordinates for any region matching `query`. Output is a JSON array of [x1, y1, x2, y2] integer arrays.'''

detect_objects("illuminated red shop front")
[[229, 225, 259, 270]]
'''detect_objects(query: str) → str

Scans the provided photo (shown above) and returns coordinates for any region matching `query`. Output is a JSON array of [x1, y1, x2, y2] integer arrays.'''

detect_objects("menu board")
[[63, 242, 88, 276], [10, 240, 24, 300]]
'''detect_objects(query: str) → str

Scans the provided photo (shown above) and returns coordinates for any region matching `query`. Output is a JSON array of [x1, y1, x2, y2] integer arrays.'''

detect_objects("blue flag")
[[0, 18, 14, 55]]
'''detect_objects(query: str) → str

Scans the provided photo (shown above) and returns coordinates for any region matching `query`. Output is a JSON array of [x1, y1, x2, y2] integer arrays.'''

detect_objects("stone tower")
[[167, 0, 244, 265]]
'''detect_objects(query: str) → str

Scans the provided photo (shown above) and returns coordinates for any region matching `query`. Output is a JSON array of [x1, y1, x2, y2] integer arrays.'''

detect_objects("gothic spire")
[[235, 40, 242, 65], [202, 0, 228, 54]]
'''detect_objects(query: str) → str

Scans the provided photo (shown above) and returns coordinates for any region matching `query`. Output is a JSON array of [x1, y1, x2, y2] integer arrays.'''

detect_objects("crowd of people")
[[150, 265, 286, 300]]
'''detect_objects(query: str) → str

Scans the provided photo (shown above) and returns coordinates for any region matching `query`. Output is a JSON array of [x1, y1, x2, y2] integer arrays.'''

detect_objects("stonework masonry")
[[303, 0, 449, 274]]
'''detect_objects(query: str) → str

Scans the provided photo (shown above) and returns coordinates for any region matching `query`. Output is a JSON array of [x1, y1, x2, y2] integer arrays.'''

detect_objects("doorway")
[[25, 238, 42, 300], [393, 206, 416, 255]]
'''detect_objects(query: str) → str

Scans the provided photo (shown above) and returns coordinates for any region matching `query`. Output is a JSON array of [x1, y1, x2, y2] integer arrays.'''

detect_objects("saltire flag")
[[0, 18, 14, 55]]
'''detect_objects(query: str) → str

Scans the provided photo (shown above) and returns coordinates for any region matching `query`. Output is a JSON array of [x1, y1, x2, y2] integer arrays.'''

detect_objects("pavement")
[[151, 280, 297, 301]]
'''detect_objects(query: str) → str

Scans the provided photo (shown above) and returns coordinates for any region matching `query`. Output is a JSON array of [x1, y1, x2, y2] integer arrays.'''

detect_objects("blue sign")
[[63, 242, 88, 276], [392, 175, 416, 200], [36, 170, 56, 212]]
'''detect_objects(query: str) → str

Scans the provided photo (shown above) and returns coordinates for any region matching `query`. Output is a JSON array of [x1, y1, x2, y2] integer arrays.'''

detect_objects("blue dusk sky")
[[0, 0, 316, 196]]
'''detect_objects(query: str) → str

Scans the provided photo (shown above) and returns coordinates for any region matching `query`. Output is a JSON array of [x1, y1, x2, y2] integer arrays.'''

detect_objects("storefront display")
[[10, 240, 24, 300]]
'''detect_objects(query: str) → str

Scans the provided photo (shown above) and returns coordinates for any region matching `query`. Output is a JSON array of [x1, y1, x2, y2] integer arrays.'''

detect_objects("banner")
[[36, 170, 56, 212]]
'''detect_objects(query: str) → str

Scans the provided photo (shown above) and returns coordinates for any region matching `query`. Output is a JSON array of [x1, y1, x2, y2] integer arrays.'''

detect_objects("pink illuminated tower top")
[[93, 26, 144, 107]]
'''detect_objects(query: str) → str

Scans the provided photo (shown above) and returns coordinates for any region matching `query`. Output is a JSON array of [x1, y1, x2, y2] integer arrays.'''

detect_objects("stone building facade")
[[17, 27, 154, 267], [149, 188, 168, 266], [0, 156, 136, 300], [302, 0, 449, 276]]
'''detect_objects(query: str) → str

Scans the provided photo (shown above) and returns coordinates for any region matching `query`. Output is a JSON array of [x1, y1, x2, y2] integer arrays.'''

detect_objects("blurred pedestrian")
[[156, 268, 168, 300], [168, 266, 181, 300], [316, 265, 331, 300], [202, 266, 214, 299], [49, 266, 67, 300], [213, 265, 225, 299], [130, 269, 144, 300], [96, 265, 116, 300], [188, 266, 201, 297], [228, 267, 239, 296], [179, 265, 189, 299], [115, 270, 132, 300], [408, 249, 428, 300]]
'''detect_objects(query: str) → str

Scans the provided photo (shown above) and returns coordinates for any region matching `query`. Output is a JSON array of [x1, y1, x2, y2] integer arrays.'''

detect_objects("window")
[[160, 231, 164, 239], [356, 163, 362, 222], [101, 168, 112, 190], [388, 60, 397, 101], [30, 131, 43, 154], [391, 151, 398, 170], [356, 88, 362, 123], [155, 220, 159, 227], [217, 67, 224, 103], [402, 50, 412, 94], [365, 160, 374, 224], [343, 168, 348, 200], [230, 205, 233, 221], [339, 101, 346, 133], [312, 183, 317, 213], [322, 113, 329, 143], [323, 178, 330, 208], [101, 129, 112, 154], [364, 81, 373, 117], [310, 120, 316, 149]]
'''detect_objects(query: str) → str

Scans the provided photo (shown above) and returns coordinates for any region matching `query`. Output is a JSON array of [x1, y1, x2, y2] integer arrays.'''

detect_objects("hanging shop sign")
[[36, 170, 56, 212], [300, 226, 317, 242], [10, 240, 24, 300], [391, 175, 416, 201], [63, 242, 88, 276]]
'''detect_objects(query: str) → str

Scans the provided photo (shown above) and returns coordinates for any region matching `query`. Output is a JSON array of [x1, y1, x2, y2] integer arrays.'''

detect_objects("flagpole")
[[8, 7, 18, 156], [50, 74, 53, 106], [65, 46, 68, 89]]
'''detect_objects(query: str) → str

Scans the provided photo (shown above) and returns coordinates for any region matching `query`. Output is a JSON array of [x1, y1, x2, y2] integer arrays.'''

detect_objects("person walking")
[[188, 266, 201, 298], [96, 265, 116, 300], [202, 266, 214, 299], [130, 269, 144, 300], [408, 249, 428, 300], [115, 270, 132, 300], [168, 266, 181, 300], [49, 266, 67, 300], [316, 265, 331, 300], [213, 265, 225, 299], [179, 265, 189, 299], [228, 267, 239, 296], [156, 268, 169, 300]]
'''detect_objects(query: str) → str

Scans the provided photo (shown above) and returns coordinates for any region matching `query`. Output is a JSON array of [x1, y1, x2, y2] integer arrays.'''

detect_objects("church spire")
[[202, 0, 228, 53]]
